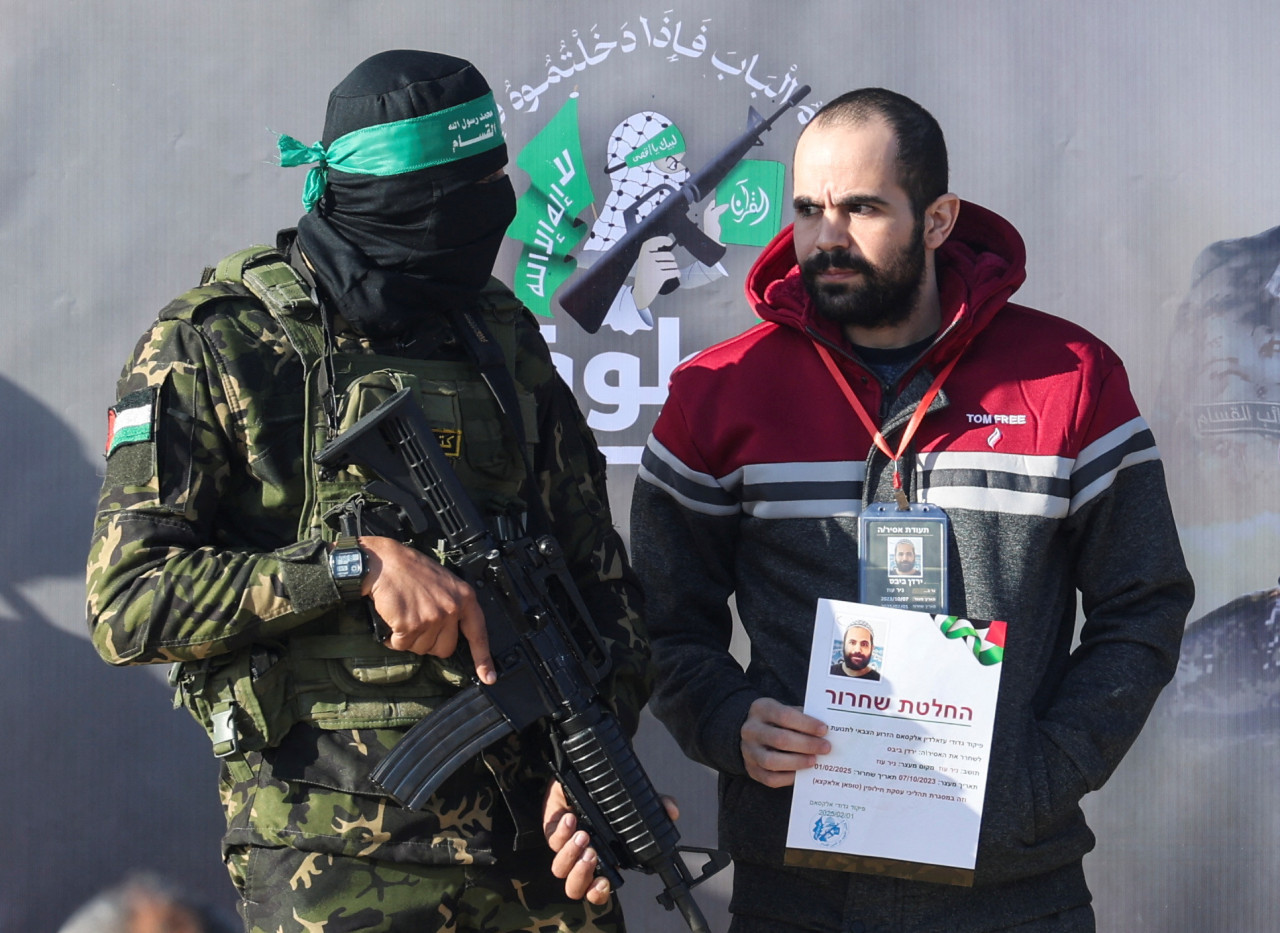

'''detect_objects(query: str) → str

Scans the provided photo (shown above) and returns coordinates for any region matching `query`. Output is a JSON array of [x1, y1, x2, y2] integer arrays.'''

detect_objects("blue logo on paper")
[[812, 815, 847, 847]]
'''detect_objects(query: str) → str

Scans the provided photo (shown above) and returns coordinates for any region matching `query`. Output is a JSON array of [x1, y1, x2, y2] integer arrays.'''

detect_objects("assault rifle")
[[558, 84, 809, 333], [314, 388, 728, 933]]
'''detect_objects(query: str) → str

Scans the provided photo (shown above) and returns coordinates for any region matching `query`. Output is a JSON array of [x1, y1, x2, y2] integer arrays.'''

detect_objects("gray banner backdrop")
[[4, 1, 1278, 930]]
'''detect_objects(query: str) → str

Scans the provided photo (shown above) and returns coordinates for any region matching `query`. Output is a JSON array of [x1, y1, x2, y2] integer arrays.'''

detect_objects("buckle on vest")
[[210, 703, 240, 758]]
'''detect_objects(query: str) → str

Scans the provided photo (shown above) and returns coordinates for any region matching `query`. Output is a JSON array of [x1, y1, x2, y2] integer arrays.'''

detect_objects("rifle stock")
[[315, 388, 729, 932]]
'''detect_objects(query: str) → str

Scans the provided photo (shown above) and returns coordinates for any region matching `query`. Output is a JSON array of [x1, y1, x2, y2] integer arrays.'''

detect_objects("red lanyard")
[[811, 339, 960, 501]]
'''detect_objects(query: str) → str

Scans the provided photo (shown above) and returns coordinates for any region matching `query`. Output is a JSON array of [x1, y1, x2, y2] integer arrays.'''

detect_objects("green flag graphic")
[[509, 97, 593, 316]]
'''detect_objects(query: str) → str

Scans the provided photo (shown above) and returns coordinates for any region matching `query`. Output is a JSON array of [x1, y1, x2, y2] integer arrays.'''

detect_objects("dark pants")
[[726, 860, 1094, 933], [729, 906, 1094, 933]]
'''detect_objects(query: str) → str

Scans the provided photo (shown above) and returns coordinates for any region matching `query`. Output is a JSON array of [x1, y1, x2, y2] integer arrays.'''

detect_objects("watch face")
[[332, 549, 364, 580]]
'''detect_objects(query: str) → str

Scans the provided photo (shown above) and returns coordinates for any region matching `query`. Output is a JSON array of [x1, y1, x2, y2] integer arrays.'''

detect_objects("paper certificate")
[[784, 600, 1005, 886]]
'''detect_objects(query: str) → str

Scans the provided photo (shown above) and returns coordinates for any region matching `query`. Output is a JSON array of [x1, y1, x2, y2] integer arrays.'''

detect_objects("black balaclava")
[[295, 50, 517, 340]]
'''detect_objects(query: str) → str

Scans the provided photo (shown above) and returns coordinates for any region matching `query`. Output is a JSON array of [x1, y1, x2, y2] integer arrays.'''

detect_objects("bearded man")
[[631, 87, 1191, 932], [87, 50, 648, 933], [829, 624, 880, 680], [892, 539, 920, 577]]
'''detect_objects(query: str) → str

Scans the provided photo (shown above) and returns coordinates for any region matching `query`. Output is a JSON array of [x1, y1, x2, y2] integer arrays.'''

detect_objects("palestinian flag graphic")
[[935, 616, 1006, 666]]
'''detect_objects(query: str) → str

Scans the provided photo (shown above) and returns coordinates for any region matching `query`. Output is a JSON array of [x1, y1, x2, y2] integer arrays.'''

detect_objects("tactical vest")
[[171, 245, 538, 763]]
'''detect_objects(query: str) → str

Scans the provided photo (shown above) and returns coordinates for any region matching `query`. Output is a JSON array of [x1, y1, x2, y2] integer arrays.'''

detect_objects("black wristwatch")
[[329, 535, 368, 602]]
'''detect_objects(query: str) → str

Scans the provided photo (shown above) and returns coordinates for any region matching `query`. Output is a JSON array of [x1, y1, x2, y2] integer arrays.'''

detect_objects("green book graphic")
[[715, 159, 786, 247]]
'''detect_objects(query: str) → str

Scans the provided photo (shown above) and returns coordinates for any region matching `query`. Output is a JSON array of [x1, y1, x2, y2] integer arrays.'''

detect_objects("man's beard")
[[845, 652, 871, 671], [801, 220, 926, 330]]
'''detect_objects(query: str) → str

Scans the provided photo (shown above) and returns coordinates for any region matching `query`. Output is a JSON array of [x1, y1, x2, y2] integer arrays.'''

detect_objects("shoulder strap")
[[448, 307, 527, 434], [448, 306, 554, 535], [188, 245, 329, 368], [158, 279, 251, 322]]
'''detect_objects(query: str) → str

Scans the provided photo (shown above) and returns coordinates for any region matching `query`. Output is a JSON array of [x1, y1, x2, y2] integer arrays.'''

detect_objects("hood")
[[745, 200, 1028, 356]]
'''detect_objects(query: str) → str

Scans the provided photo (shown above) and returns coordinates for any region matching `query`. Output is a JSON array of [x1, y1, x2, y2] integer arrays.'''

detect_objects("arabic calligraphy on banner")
[[508, 98, 593, 316], [1194, 401, 1280, 436], [541, 318, 685, 464], [502, 13, 817, 117]]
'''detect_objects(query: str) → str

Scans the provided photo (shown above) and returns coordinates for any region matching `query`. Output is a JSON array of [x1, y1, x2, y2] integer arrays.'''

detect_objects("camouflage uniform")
[[87, 241, 648, 932]]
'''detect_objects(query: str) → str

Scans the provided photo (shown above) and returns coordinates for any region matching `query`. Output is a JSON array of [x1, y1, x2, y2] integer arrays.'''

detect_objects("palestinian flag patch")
[[106, 388, 157, 456]]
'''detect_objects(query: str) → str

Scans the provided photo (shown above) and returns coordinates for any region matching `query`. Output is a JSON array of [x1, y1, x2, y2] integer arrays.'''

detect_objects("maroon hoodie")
[[632, 199, 1191, 922], [749, 199, 1025, 383]]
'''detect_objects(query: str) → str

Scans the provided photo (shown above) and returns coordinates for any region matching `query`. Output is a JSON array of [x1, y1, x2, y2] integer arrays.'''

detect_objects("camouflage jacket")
[[86, 243, 649, 864]]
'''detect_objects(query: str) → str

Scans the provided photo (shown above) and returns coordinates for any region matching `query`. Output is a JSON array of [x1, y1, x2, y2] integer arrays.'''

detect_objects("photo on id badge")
[[858, 504, 949, 613]]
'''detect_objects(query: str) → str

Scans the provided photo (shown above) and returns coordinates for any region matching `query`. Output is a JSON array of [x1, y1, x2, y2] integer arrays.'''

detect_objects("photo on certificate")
[[859, 503, 950, 613], [785, 599, 1005, 886], [827, 613, 888, 683]]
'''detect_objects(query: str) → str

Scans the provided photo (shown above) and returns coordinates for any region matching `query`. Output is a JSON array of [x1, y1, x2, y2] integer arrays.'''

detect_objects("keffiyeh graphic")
[[583, 111, 689, 252]]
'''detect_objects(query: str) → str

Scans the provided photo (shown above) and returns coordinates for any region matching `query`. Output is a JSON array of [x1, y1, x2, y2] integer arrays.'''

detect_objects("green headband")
[[278, 92, 504, 211], [624, 125, 686, 169]]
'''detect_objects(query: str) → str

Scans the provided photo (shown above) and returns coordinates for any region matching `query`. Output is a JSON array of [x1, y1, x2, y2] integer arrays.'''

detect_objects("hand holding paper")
[[741, 697, 831, 788], [785, 600, 1004, 885]]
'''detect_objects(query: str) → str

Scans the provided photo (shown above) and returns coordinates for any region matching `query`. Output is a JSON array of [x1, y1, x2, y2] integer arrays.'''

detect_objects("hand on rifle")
[[702, 201, 729, 246], [543, 781, 681, 903], [632, 235, 680, 310], [358, 536, 497, 685]]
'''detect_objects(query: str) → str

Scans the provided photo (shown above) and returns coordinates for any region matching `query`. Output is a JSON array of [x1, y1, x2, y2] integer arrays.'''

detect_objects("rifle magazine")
[[372, 684, 513, 809]]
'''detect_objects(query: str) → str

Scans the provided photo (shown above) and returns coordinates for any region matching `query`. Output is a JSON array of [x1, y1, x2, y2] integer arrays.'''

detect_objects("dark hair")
[[809, 88, 948, 215]]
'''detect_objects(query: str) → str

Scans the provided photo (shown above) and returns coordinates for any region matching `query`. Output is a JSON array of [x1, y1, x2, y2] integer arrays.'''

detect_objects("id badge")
[[858, 502, 950, 613]]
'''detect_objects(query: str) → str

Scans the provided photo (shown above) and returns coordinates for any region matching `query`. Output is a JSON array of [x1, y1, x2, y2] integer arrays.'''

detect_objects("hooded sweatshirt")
[[631, 201, 1191, 919]]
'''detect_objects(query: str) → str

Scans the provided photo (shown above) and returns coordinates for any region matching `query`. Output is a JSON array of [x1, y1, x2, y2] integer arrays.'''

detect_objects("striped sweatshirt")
[[631, 201, 1192, 916]]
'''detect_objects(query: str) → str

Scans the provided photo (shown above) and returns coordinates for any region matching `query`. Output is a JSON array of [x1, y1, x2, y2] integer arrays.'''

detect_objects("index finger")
[[458, 597, 495, 685], [754, 697, 828, 738], [773, 704, 829, 738]]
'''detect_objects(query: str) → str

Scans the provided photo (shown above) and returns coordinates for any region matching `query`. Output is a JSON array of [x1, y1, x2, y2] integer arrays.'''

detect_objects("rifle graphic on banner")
[[559, 84, 809, 333]]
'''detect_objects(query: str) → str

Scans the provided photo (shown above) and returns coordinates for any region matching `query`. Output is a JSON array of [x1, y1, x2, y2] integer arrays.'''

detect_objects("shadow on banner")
[[0, 373, 235, 932]]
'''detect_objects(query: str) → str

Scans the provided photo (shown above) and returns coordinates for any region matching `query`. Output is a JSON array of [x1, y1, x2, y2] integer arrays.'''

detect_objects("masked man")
[[87, 50, 649, 933]]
